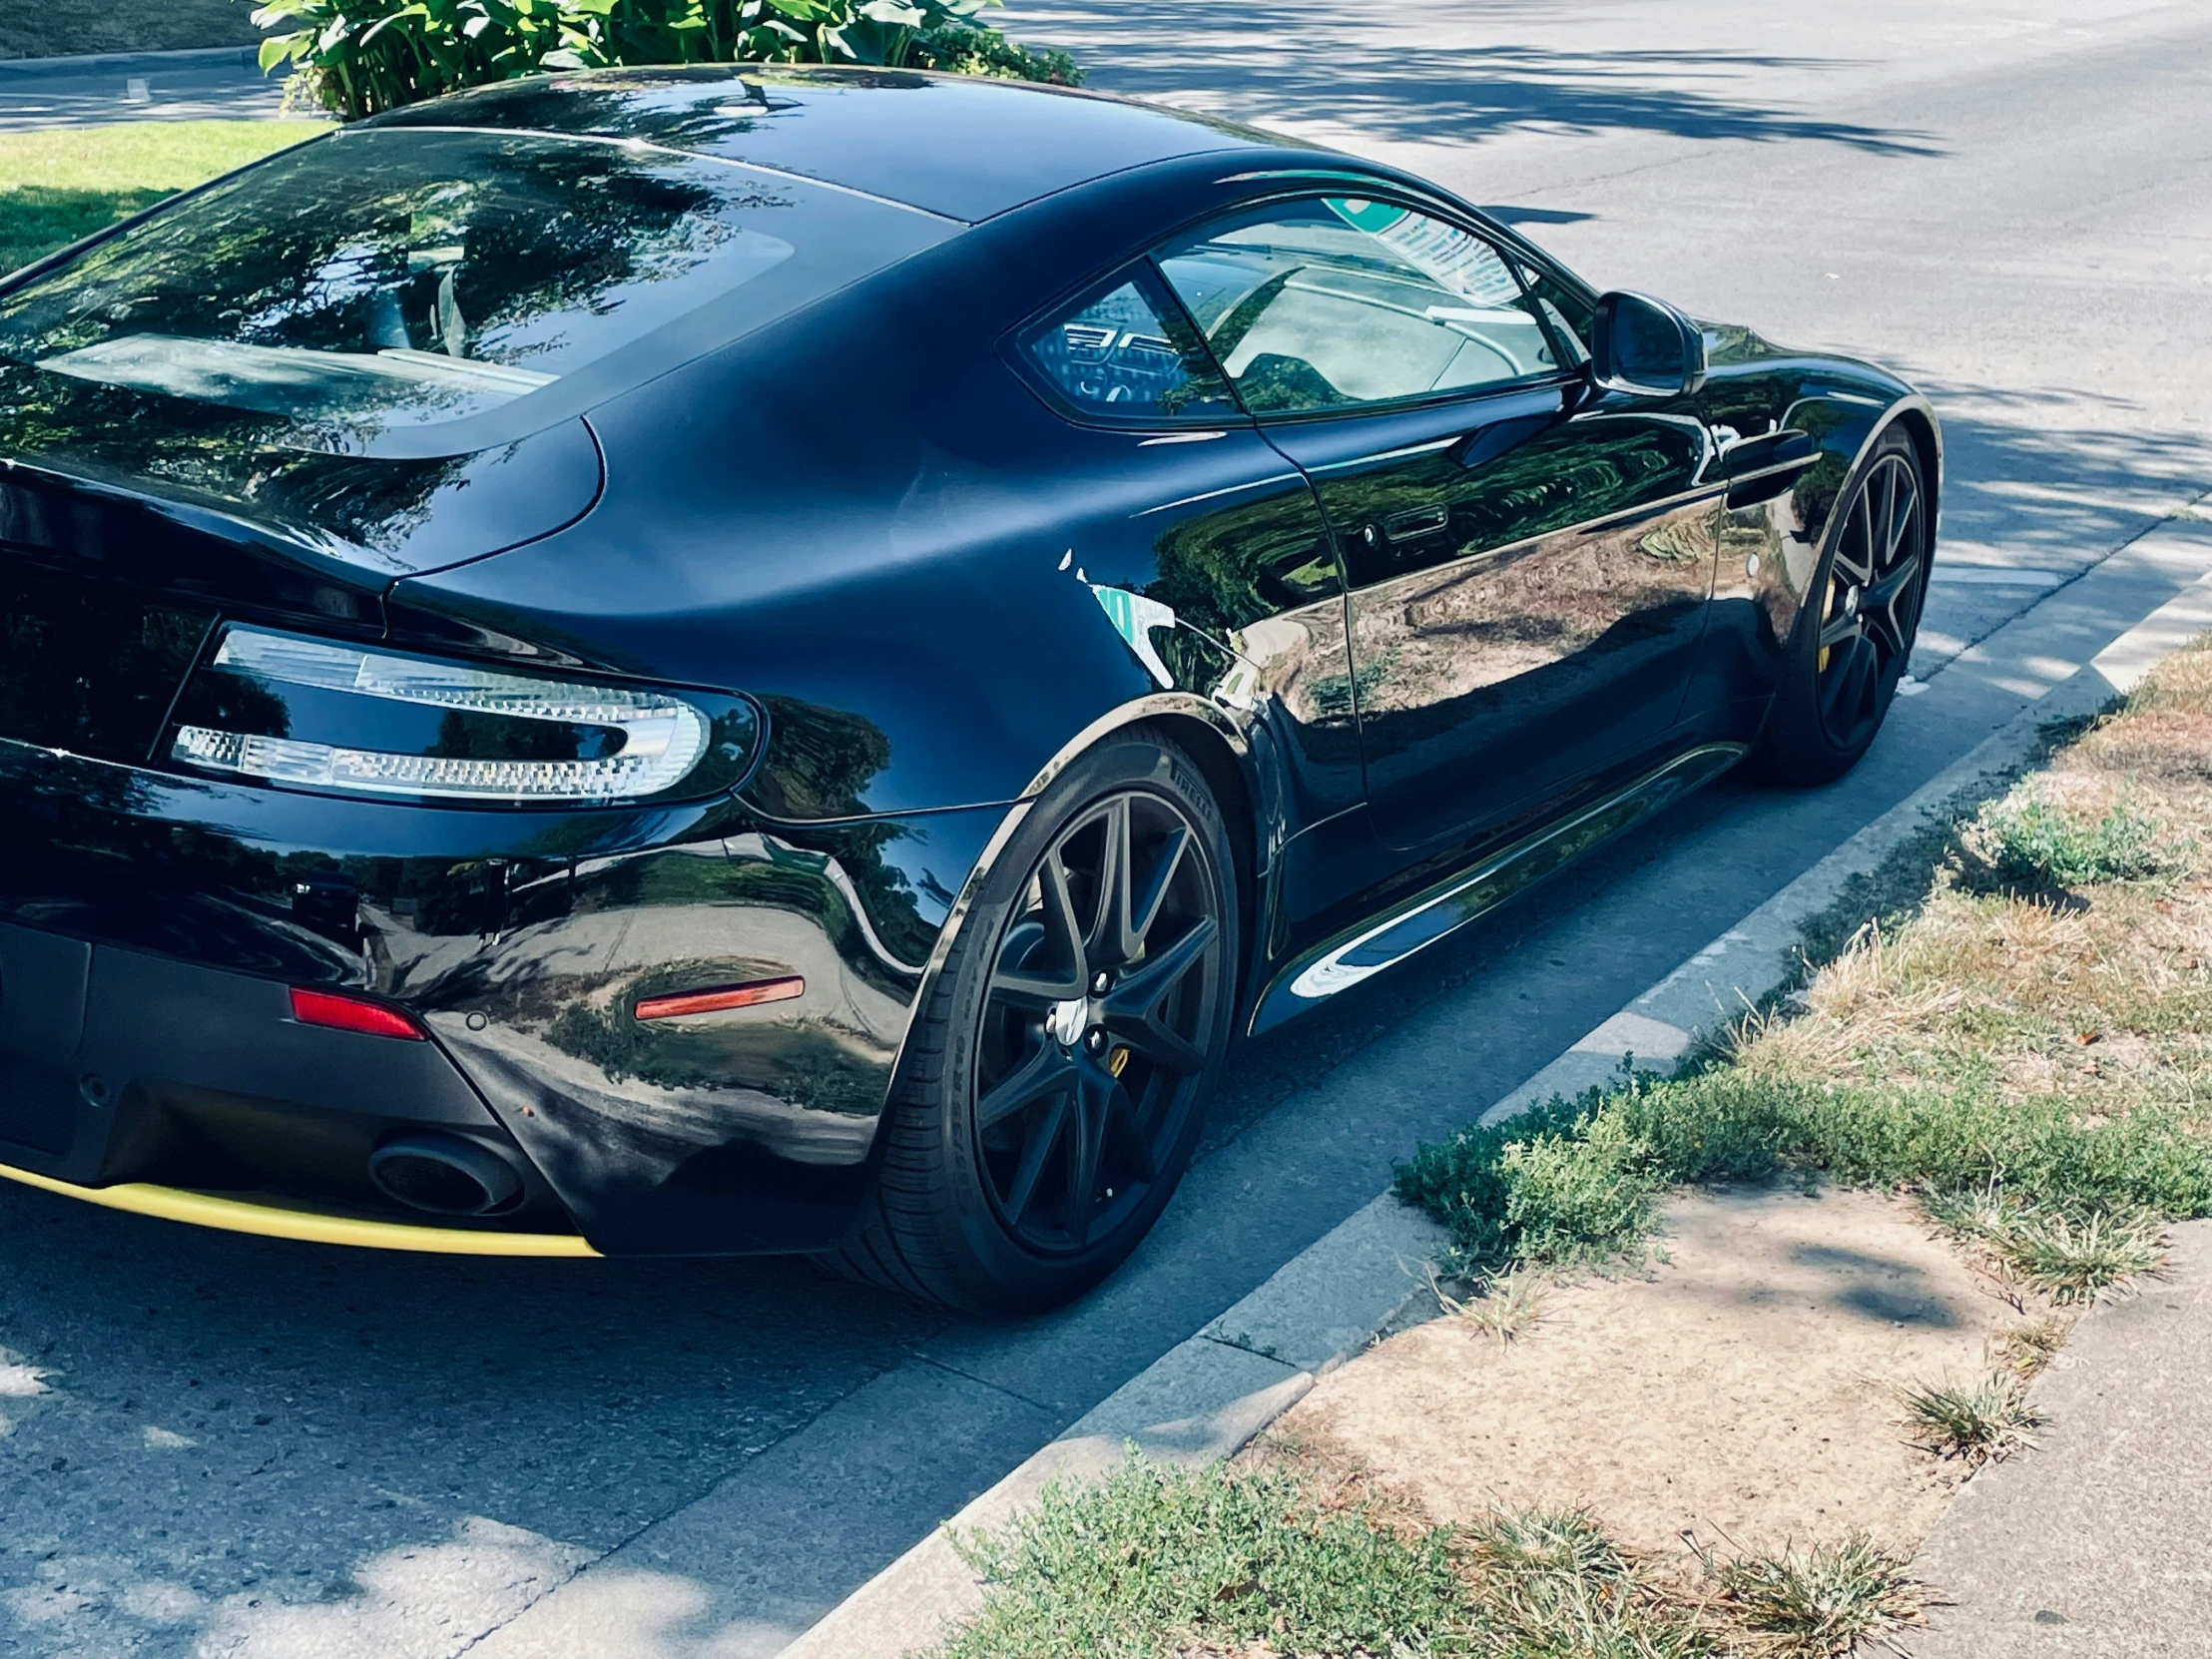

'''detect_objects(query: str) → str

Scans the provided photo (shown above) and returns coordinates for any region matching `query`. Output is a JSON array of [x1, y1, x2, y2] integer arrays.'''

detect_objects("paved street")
[[0, 48, 284, 132], [2, 2, 2209, 1653]]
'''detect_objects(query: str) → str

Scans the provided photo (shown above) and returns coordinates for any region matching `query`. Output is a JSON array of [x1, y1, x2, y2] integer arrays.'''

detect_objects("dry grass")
[[1705, 1533, 1928, 1658], [1992, 1316, 2072, 1380], [1432, 1267, 1549, 1344]]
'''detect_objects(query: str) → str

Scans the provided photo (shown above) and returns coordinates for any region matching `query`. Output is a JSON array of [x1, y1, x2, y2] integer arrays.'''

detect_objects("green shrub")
[[255, 0, 1081, 122]]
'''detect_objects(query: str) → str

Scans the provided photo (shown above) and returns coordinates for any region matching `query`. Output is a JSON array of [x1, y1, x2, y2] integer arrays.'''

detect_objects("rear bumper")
[[0, 739, 1006, 1255], [0, 1162, 598, 1257], [0, 919, 580, 1241]]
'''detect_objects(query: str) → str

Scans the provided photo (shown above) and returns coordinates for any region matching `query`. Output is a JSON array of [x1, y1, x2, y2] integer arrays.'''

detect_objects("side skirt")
[[1248, 743, 1746, 1036]]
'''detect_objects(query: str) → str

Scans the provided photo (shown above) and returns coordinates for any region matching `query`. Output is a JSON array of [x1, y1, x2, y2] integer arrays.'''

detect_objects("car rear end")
[[0, 110, 968, 1256]]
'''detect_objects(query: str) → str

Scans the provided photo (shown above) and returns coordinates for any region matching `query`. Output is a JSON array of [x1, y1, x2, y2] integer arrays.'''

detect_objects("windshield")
[[0, 126, 952, 455]]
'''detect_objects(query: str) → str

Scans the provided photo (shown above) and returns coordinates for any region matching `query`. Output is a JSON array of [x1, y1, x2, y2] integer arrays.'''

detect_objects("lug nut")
[[1086, 1028, 1107, 1053], [1090, 970, 1111, 994]]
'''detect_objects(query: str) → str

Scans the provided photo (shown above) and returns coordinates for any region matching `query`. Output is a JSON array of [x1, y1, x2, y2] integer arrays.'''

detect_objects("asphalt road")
[[2, 3, 2209, 1654], [0, 48, 285, 132]]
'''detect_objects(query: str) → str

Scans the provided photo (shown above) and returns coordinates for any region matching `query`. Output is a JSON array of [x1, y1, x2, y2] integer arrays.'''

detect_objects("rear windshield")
[[0, 126, 953, 456]]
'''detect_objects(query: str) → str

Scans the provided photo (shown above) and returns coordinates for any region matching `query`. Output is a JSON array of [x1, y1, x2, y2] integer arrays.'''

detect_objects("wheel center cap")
[[1048, 997, 1090, 1048], [1844, 584, 1862, 617]]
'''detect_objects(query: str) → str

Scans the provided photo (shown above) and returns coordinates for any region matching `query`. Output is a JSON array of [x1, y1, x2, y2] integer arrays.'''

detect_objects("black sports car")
[[0, 68, 1936, 1311]]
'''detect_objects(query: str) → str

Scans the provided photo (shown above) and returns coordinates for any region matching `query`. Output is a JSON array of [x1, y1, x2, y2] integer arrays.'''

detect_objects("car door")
[[1004, 260, 1367, 838], [1156, 197, 1722, 853]]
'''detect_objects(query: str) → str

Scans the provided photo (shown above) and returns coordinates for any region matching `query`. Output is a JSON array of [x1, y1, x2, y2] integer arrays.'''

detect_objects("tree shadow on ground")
[[1907, 378, 2212, 568], [1013, 0, 1938, 155]]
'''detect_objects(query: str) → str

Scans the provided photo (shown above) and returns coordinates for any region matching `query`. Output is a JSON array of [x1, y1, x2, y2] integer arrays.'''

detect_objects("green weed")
[[1970, 792, 2166, 889], [1901, 1375, 2042, 1465], [1436, 1268, 1548, 1344], [1932, 1192, 2168, 1304], [1710, 1534, 1925, 1657]]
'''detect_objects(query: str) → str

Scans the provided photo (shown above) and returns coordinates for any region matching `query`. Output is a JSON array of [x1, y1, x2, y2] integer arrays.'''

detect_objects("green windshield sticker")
[[1324, 196, 1410, 235], [1323, 196, 1522, 307]]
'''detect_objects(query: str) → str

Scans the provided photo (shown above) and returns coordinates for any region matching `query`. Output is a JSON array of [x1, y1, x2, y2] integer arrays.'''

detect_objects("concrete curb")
[[785, 520, 2212, 1659]]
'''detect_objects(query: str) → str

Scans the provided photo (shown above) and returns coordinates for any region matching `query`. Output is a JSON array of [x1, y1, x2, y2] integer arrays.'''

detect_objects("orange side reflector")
[[634, 976, 805, 1022]]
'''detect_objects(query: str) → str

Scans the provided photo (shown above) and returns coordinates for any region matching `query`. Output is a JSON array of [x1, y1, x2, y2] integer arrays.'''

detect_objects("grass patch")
[[1459, 1506, 1711, 1657], [1930, 1189, 2168, 1304], [0, 120, 322, 275], [1399, 638, 2212, 1296], [936, 1458, 1468, 1659], [937, 1461, 1935, 1659], [1395, 1070, 2212, 1281], [1901, 1375, 2043, 1466]]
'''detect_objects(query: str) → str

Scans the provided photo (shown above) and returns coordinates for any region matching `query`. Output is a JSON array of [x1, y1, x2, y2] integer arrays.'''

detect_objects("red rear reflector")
[[634, 976, 805, 1021], [288, 987, 426, 1041]]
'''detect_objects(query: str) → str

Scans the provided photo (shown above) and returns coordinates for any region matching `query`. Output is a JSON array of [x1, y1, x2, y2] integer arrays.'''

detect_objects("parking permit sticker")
[[1090, 584, 1177, 688], [1323, 197, 1522, 306]]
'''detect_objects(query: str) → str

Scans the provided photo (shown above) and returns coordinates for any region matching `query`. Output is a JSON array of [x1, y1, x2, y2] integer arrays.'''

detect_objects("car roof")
[[364, 66, 1297, 224]]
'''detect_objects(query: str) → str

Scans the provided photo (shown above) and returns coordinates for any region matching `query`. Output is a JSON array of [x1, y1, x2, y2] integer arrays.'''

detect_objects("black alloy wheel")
[[1755, 427, 1933, 786], [976, 790, 1223, 1254], [834, 732, 1237, 1313], [1813, 449, 1928, 751]]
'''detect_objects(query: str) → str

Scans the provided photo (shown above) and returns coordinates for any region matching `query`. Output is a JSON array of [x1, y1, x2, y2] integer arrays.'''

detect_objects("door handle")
[[1382, 504, 1449, 542]]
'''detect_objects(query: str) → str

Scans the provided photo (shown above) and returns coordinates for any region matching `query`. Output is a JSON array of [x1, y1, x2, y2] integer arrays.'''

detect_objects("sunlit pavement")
[[2, 4, 2209, 1654]]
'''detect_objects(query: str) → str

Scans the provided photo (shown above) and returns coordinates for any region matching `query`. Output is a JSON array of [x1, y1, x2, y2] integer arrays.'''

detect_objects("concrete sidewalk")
[[1911, 1223, 2212, 1657]]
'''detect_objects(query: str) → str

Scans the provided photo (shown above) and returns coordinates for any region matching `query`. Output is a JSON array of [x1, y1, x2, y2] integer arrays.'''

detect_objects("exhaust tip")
[[368, 1133, 525, 1218]]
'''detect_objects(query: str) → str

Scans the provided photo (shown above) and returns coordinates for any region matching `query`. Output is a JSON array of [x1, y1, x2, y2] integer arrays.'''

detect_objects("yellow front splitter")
[[0, 1161, 599, 1258]]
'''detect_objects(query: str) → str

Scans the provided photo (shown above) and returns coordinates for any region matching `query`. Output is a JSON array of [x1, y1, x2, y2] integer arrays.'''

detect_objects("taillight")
[[167, 625, 758, 807]]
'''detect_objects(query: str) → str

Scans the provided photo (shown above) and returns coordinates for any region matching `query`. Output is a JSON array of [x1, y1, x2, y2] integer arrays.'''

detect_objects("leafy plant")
[[254, 0, 1081, 122]]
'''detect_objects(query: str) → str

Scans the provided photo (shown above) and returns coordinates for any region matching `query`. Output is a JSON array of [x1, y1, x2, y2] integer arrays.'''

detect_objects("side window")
[[1156, 197, 1561, 415], [1019, 266, 1239, 423]]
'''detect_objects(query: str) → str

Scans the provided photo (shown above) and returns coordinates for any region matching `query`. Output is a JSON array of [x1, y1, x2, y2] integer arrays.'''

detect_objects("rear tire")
[[835, 730, 1238, 1314], [1754, 426, 1932, 786]]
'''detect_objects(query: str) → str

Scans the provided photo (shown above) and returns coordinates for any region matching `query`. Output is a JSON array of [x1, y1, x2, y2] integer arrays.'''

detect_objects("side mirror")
[[1590, 290, 1707, 399]]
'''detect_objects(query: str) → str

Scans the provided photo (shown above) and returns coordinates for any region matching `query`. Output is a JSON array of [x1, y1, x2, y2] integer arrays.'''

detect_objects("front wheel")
[[835, 731, 1237, 1314], [1754, 427, 1932, 786]]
